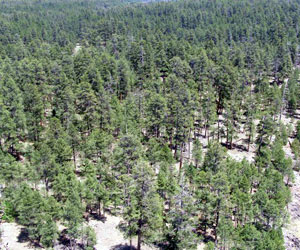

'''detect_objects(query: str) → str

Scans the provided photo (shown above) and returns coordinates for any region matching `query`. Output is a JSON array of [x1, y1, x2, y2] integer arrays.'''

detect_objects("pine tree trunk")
[[169, 129, 173, 148], [188, 128, 192, 161], [45, 178, 49, 192], [218, 117, 220, 142], [235, 207, 239, 227], [72, 146, 76, 168], [137, 233, 142, 250], [207, 130, 210, 144], [226, 126, 229, 147], [179, 143, 184, 170], [98, 199, 101, 217], [215, 198, 221, 243], [137, 218, 142, 250], [248, 132, 251, 152]]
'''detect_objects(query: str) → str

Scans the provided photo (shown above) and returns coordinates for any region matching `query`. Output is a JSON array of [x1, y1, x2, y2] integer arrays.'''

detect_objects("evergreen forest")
[[1, 0, 300, 249]]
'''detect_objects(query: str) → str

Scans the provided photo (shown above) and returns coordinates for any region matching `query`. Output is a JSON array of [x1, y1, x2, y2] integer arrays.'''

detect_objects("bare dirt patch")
[[1, 222, 33, 250], [89, 214, 156, 250]]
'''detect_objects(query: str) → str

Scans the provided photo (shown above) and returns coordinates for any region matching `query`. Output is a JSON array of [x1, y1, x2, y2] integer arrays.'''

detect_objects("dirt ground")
[[274, 112, 300, 249], [283, 171, 300, 250], [0, 215, 157, 250], [1, 222, 31, 250], [1, 215, 206, 250], [89, 215, 206, 250], [89, 215, 135, 250]]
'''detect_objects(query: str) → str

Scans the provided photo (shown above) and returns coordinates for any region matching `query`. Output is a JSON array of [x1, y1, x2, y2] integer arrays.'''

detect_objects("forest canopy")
[[0, 0, 300, 249]]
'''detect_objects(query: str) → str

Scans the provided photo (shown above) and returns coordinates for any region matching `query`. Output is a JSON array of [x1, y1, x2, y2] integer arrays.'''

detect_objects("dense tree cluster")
[[0, 0, 300, 249]]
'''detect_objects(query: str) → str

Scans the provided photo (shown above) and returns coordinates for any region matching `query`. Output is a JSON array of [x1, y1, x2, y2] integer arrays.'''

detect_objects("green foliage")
[[1, 201, 16, 222], [0, 0, 299, 248], [296, 121, 300, 141], [3, 184, 60, 248], [80, 226, 97, 250], [291, 139, 300, 160]]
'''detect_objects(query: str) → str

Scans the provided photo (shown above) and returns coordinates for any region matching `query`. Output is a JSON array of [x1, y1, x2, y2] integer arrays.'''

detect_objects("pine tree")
[[201, 82, 217, 143], [192, 139, 202, 168], [119, 160, 163, 250], [145, 92, 167, 138], [164, 181, 199, 250], [0, 77, 26, 158], [76, 76, 99, 135], [63, 189, 84, 250]]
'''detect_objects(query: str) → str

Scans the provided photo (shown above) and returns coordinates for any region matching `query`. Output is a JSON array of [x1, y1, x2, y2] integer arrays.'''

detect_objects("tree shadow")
[[57, 229, 85, 250], [17, 228, 29, 243], [88, 212, 107, 223], [57, 229, 70, 247], [233, 142, 248, 152], [202, 235, 215, 243], [196, 226, 215, 243], [17, 228, 42, 248], [110, 244, 137, 250], [220, 141, 248, 152]]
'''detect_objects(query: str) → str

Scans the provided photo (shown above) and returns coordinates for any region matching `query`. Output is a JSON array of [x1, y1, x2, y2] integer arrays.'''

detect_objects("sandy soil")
[[89, 214, 157, 250], [1, 216, 157, 250], [89, 214, 206, 250], [197, 243, 205, 250], [89, 215, 128, 250], [1, 222, 32, 250]]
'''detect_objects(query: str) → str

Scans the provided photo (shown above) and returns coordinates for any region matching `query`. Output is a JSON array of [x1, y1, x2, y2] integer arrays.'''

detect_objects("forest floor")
[[1, 215, 149, 250], [88, 214, 156, 250], [283, 171, 300, 250], [1, 222, 31, 250], [1, 214, 205, 250], [89, 214, 205, 250], [1, 67, 299, 249], [1, 111, 299, 250], [280, 112, 300, 249], [182, 111, 300, 249]]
